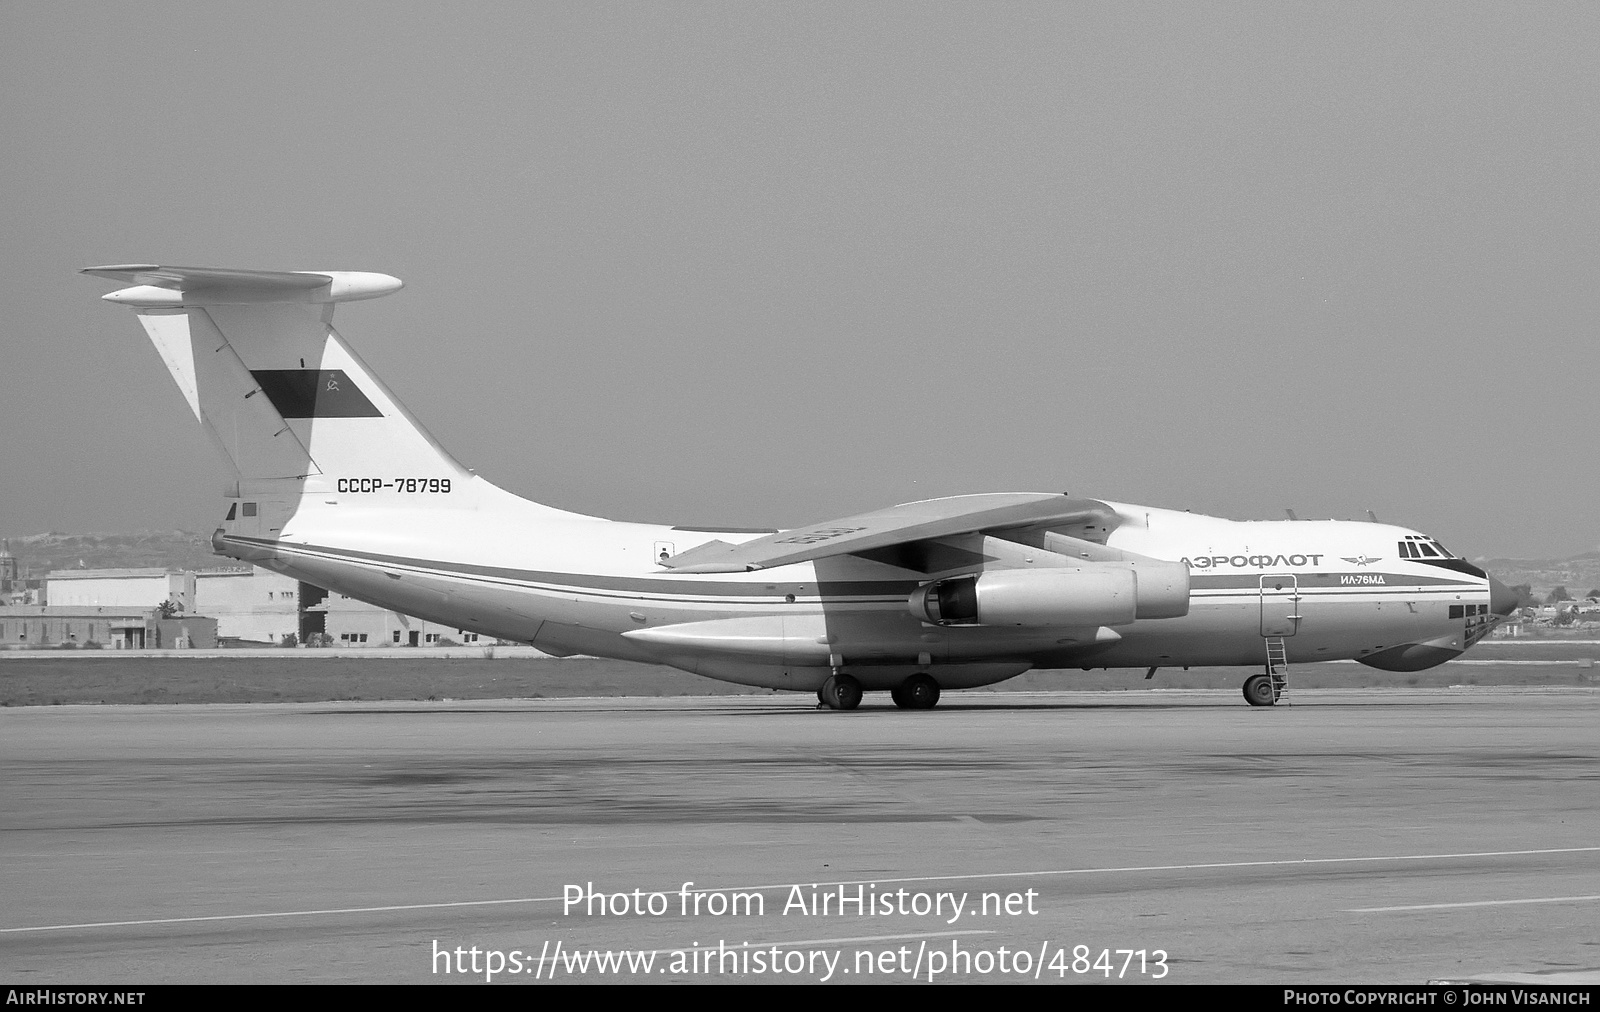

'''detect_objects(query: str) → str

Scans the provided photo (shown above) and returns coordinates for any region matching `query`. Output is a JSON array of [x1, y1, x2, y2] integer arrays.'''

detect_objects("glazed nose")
[[1488, 575, 1518, 617]]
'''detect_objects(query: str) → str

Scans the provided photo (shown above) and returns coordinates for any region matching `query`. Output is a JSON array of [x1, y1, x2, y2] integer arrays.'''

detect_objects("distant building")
[[0, 542, 16, 594], [25, 563, 492, 648], [1, 579, 44, 606], [46, 568, 194, 612], [313, 587, 482, 647], [0, 605, 216, 650], [193, 567, 301, 644], [0, 543, 43, 605]]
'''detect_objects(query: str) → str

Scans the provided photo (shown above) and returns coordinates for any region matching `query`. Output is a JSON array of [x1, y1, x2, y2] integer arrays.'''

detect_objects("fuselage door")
[[1260, 575, 1301, 637]]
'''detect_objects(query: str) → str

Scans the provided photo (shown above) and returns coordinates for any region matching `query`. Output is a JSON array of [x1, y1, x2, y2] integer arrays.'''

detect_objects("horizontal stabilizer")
[[82, 265, 402, 306]]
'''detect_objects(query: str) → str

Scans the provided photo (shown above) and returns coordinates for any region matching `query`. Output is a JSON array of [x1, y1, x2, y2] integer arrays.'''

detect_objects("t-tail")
[[81, 265, 580, 566]]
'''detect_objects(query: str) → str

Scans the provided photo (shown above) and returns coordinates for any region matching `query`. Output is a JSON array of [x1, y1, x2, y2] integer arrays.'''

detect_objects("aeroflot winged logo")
[[1341, 555, 1382, 566]]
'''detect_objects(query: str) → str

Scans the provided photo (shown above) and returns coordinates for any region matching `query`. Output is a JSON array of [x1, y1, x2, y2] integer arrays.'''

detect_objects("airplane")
[[82, 264, 1518, 709]]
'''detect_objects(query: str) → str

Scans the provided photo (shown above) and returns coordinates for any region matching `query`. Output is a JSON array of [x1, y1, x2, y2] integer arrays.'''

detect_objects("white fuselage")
[[84, 263, 1501, 699], [215, 479, 1495, 692]]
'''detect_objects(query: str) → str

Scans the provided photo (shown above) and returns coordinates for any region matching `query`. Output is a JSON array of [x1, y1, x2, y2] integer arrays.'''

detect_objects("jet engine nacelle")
[[908, 562, 1190, 627]]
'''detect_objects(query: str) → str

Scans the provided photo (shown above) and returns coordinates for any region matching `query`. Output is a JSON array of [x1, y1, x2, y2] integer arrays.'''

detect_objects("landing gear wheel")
[[832, 674, 862, 710], [900, 673, 941, 710], [890, 684, 910, 709], [1243, 674, 1278, 707], [819, 674, 862, 710]]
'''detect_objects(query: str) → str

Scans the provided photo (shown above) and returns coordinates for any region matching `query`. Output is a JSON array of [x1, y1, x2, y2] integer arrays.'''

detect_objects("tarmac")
[[3, 688, 1598, 984]]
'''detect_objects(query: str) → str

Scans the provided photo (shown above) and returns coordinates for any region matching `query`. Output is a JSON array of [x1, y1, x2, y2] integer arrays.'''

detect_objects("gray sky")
[[2, 3, 1596, 559]]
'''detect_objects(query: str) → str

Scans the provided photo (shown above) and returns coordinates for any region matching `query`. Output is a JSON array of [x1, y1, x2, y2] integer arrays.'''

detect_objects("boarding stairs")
[[1265, 637, 1290, 704]]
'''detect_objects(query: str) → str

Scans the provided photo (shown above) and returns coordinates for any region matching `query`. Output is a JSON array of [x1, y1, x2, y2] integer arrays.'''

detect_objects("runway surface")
[[3, 689, 1598, 984]]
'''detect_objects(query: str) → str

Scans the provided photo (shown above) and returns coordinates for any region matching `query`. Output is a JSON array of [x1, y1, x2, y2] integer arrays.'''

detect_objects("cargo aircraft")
[[83, 265, 1517, 709]]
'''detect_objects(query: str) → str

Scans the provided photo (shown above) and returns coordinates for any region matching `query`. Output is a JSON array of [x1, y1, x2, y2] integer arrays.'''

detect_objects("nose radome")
[[1488, 575, 1519, 617]]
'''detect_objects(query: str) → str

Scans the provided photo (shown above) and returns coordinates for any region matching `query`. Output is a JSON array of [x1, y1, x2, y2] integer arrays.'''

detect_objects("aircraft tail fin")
[[85, 265, 480, 538]]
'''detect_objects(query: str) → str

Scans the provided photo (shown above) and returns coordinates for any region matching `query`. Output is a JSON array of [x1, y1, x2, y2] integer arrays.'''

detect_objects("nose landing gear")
[[1242, 673, 1282, 707], [1244, 637, 1291, 706]]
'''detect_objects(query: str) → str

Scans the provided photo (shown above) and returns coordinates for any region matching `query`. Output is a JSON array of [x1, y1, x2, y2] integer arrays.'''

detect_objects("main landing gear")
[[818, 673, 863, 711], [890, 673, 940, 710], [817, 672, 943, 710], [1242, 673, 1281, 707]]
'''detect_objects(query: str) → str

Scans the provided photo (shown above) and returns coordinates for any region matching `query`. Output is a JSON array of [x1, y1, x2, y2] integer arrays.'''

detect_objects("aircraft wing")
[[662, 492, 1119, 573]]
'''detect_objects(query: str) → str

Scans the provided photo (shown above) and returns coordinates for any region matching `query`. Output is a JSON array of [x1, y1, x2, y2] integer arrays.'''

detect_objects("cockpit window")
[[1398, 535, 1455, 559]]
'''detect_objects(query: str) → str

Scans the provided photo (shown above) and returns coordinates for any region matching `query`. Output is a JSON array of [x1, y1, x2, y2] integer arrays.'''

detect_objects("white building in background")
[[192, 567, 300, 645], [195, 567, 477, 645], [46, 568, 193, 611], [317, 589, 481, 647], [41, 565, 491, 647]]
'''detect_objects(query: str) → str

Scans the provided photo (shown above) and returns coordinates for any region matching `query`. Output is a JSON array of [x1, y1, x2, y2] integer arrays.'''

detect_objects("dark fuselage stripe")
[[224, 537, 1486, 609]]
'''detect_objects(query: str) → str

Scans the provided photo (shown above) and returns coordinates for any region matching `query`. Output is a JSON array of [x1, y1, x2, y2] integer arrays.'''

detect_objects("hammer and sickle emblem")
[[326, 377, 340, 392]]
